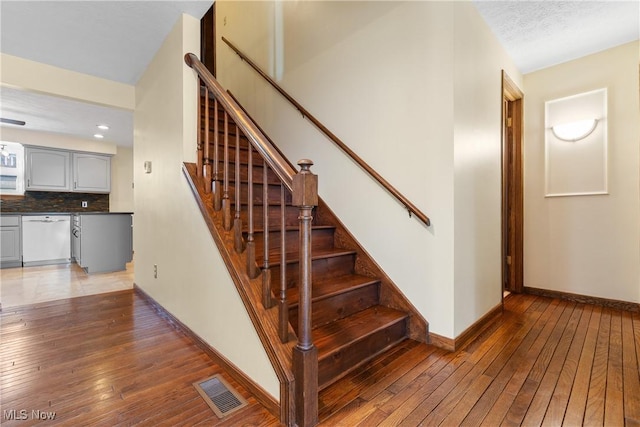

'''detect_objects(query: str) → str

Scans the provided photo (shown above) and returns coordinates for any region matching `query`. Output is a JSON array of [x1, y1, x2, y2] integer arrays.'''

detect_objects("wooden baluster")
[[196, 80, 203, 177], [203, 88, 212, 193], [246, 146, 259, 278], [262, 161, 273, 308], [234, 126, 244, 253], [222, 112, 232, 230], [213, 99, 221, 210], [279, 184, 289, 343], [292, 159, 318, 427]]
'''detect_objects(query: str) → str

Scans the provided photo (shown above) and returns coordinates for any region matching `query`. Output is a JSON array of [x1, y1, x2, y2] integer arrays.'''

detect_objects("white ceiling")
[[0, 1, 638, 148], [0, 1, 213, 147]]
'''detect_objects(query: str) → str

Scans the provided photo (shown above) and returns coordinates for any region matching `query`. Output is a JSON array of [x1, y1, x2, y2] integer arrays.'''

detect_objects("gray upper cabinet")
[[25, 147, 111, 193], [73, 153, 111, 193], [25, 147, 71, 191]]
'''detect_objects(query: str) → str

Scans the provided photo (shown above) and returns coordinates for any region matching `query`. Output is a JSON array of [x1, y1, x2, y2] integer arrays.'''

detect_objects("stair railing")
[[185, 53, 319, 427], [222, 37, 431, 227]]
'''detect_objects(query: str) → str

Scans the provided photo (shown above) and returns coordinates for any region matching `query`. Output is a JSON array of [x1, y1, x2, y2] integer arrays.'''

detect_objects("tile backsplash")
[[0, 191, 109, 213]]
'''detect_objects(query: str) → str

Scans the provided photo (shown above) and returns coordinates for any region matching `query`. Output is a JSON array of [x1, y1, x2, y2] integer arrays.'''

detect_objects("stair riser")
[[238, 205, 302, 229], [204, 162, 281, 186], [254, 228, 335, 263], [317, 319, 407, 390], [271, 253, 355, 290], [229, 182, 292, 205], [289, 283, 380, 332]]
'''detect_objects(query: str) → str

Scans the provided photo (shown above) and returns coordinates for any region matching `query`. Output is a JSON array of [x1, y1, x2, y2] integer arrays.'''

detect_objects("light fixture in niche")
[[551, 118, 598, 142], [97, 124, 109, 130], [93, 134, 104, 139]]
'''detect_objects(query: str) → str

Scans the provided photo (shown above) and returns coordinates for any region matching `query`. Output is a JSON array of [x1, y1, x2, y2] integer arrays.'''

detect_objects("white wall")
[[133, 13, 279, 399], [109, 146, 134, 212], [452, 2, 522, 335], [524, 41, 640, 303], [217, 0, 520, 338]]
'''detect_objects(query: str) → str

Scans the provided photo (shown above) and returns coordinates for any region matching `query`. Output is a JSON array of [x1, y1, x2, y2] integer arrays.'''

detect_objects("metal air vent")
[[194, 374, 248, 418]]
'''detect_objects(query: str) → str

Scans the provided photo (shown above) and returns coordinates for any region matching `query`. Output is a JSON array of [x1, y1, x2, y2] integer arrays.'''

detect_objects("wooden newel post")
[[292, 159, 318, 427]]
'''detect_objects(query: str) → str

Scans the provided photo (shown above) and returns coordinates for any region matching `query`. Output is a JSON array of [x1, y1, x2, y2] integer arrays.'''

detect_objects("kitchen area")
[[0, 141, 134, 309]]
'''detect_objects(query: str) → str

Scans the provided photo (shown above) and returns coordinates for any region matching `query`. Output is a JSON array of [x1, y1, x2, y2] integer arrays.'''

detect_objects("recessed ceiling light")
[[97, 124, 109, 130], [94, 134, 104, 139]]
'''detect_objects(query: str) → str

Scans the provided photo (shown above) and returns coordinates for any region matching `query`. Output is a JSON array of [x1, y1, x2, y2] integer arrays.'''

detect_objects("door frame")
[[501, 70, 524, 294]]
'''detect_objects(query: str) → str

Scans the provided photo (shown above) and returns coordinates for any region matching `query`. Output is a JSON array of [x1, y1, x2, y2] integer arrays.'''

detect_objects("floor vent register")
[[194, 374, 248, 418]]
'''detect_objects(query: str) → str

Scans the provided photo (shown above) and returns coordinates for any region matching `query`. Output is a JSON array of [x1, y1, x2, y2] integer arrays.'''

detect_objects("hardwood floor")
[[2, 290, 639, 426], [0, 290, 279, 426], [318, 293, 640, 426]]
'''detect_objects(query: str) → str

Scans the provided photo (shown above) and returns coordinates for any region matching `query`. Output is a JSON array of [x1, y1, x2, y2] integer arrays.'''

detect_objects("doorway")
[[502, 71, 524, 294], [201, 3, 216, 76]]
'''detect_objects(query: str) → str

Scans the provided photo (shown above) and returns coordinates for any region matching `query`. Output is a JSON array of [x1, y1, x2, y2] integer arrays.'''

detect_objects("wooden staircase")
[[184, 53, 428, 426]]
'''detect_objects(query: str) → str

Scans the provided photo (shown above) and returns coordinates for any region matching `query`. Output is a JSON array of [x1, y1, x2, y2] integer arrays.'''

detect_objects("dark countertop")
[[1, 212, 133, 216]]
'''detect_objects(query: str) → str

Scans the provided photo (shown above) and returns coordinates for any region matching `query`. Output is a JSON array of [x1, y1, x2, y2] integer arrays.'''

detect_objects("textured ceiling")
[[0, 1, 638, 147], [473, 0, 640, 73]]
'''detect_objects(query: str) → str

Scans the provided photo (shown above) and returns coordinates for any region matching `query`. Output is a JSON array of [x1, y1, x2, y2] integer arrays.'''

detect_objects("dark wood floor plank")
[[375, 352, 462, 426], [583, 307, 612, 426], [604, 310, 624, 426], [392, 298, 542, 427], [421, 297, 549, 426], [562, 304, 602, 426], [540, 304, 593, 426], [522, 303, 585, 425], [501, 301, 577, 426], [466, 298, 564, 426], [622, 311, 640, 425]]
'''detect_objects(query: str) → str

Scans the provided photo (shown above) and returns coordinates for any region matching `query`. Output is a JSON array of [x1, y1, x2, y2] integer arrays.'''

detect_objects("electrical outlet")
[[153, 264, 158, 279], [82, 201, 88, 208]]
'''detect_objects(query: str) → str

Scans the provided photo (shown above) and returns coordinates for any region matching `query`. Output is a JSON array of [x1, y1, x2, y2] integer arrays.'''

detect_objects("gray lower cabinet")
[[74, 214, 132, 274], [0, 216, 22, 268]]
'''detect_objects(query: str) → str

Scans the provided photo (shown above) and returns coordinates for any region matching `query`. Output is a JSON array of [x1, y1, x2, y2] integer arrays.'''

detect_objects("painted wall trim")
[[524, 287, 640, 313], [430, 302, 503, 351]]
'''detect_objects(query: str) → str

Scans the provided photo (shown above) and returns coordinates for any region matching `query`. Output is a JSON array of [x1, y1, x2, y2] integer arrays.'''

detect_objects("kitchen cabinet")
[[25, 147, 71, 191], [72, 153, 111, 193], [73, 214, 132, 273], [25, 146, 111, 193], [0, 216, 22, 268]]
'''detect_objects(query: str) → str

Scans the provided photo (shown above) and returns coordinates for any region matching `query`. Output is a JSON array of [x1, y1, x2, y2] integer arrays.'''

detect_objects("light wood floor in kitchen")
[[0, 262, 134, 309]]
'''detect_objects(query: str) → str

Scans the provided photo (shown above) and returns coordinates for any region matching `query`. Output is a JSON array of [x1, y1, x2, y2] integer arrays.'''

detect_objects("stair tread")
[[252, 224, 335, 234], [262, 247, 355, 266], [313, 306, 407, 360], [286, 274, 379, 306]]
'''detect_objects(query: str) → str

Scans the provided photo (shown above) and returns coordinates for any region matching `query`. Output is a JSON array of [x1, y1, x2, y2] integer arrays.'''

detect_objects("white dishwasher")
[[22, 215, 71, 266]]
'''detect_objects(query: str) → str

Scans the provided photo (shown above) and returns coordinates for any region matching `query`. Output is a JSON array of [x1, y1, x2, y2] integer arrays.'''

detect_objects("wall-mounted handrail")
[[221, 37, 431, 227], [185, 52, 295, 190]]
